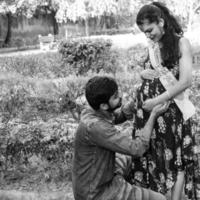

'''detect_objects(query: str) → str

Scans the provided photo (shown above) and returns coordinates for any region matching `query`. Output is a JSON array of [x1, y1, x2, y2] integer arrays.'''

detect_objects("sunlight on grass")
[[83, 33, 147, 49]]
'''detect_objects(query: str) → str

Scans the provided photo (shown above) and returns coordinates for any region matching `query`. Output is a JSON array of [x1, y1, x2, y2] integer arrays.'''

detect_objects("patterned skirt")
[[130, 78, 199, 200]]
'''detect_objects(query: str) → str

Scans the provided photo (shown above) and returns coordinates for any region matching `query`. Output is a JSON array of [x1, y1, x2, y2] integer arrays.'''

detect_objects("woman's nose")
[[145, 32, 151, 38]]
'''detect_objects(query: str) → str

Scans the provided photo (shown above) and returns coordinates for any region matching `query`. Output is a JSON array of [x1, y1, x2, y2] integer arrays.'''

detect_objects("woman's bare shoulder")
[[179, 37, 192, 52]]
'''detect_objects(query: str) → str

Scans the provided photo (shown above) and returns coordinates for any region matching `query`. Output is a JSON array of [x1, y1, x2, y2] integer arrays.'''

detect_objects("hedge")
[[0, 40, 200, 183]]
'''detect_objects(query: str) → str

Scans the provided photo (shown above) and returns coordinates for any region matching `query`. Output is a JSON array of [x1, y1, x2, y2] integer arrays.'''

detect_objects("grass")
[[0, 31, 199, 200]]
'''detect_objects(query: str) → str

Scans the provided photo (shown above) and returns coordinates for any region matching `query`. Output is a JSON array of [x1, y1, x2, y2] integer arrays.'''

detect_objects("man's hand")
[[138, 102, 170, 144], [151, 102, 170, 117], [140, 69, 159, 80], [143, 98, 157, 111]]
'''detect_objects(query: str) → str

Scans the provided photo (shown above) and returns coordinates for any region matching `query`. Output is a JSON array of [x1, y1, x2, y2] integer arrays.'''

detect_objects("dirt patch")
[[0, 182, 74, 200]]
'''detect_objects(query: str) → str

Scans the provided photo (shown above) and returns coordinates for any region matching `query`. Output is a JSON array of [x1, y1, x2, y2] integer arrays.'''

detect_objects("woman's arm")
[[140, 69, 159, 80], [143, 37, 193, 111]]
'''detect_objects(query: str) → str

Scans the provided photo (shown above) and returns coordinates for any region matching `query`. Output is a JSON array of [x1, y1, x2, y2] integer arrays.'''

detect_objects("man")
[[72, 76, 169, 200]]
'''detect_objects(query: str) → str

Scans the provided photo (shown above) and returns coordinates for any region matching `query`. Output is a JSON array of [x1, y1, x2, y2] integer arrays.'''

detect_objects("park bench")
[[38, 34, 54, 50]]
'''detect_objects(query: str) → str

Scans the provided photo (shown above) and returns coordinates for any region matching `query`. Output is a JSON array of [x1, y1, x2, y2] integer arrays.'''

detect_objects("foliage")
[[0, 42, 147, 78], [1, 69, 200, 175], [190, 71, 200, 126], [162, 0, 200, 30], [90, 27, 138, 36], [59, 38, 122, 75], [0, 75, 85, 175], [0, 43, 200, 185], [0, 115, 76, 172], [0, 0, 17, 14], [56, 0, 151, 23], [0, 52, 64, 78], [0, 72, 141, 174], [14, 0, 60, 17], [124, 44, 147, 71]]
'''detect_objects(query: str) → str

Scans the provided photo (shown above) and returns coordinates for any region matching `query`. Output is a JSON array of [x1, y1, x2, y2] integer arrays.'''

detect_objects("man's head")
[[85, 76, 122, 112]]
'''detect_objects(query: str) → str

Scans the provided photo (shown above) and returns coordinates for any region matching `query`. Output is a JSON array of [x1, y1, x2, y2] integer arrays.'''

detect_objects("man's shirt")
[[72, 103, 150, 200]]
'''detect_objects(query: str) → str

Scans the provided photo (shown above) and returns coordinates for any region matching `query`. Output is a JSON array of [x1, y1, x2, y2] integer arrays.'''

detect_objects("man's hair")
[[85, 76, 118, 110]]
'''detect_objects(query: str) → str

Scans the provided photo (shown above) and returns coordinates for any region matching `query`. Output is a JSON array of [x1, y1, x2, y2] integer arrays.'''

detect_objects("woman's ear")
[[159, 18, 164, 27]]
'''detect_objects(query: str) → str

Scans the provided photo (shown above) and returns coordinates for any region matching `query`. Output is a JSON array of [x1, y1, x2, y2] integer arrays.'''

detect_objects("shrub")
[[0, 75, 81, 175], [59, 38, 122, 75], [0, 41, 148, 79], [1, 69, 200, 181], [90, 28, 136, 36], [0, 52, 66, 78]]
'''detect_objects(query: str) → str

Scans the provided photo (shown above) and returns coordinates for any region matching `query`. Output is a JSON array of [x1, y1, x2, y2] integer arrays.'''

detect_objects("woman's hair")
[[136, 2, 183, 67]]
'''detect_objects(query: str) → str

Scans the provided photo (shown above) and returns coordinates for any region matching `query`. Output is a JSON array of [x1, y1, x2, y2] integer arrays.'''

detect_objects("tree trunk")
[[187, 2, 194, 32], [100, 15, 106, 30], [96, 17, 102, 32], [51, 10, 59, 35], [4, 12, 12, 46], [85, 18, 89, 36]]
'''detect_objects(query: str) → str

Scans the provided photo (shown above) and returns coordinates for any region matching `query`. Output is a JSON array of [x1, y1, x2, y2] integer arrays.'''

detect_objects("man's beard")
[[107, 98, 122, 113]]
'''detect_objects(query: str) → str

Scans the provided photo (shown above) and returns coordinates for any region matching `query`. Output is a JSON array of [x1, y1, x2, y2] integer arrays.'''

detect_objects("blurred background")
[[0, 0, 200, 49]]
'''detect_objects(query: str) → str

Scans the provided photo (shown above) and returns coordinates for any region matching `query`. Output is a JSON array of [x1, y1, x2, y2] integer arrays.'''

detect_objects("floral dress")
[[130, 52, 199, 199]]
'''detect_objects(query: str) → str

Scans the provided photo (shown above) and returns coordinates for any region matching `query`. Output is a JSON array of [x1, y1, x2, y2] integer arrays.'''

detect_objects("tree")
[[159, 0, 200, 31], [56, 0, 140, 36], [56, 0, 125, 36], [34, 0, 61, 35], [0, 0, 39, 46], [0, 0, 17, 46], [16, 0, 62, 35]]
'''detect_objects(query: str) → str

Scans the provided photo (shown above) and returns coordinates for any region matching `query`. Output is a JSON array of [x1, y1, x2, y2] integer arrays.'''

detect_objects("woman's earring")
[[161, 28, 165, 36], [159, 21, 165, 35]]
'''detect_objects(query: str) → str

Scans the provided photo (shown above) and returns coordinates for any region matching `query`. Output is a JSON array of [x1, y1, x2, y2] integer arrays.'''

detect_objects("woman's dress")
[[130, 51, 198, 199]]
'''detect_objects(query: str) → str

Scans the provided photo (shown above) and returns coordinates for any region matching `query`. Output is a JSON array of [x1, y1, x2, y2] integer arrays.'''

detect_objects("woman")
[[130, 2, 198, 200]]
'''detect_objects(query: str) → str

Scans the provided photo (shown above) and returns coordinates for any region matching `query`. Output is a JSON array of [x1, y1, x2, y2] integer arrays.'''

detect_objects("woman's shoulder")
[[178, 37, 192, 51], [177, 37, 192, 59]]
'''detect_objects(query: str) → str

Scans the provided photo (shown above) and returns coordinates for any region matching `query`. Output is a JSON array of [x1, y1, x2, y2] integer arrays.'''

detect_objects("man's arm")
[[88, 103, 168, 157]]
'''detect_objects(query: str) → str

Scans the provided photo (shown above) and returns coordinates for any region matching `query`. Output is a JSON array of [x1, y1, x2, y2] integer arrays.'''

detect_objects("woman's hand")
[[140, 69, 159, 80], [142, 98, 158, 111], [151, 102, 170, 117]]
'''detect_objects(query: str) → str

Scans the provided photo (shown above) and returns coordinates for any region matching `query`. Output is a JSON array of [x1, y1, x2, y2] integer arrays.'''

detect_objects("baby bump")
[[134, 78, 182, 131], [137, 79, 166, 102]]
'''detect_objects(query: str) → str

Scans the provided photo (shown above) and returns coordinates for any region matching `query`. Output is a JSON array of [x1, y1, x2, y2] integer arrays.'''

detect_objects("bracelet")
[[139, 72, 144, 80]]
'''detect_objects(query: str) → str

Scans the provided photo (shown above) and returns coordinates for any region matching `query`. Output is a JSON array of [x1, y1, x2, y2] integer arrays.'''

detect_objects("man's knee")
[[115, 153, 132, 177], [128, 185, 166, 200], [148, 189, 166, 200]]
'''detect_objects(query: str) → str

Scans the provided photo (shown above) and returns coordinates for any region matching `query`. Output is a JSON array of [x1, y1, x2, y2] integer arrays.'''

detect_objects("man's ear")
[[99, 103, 109, 111]]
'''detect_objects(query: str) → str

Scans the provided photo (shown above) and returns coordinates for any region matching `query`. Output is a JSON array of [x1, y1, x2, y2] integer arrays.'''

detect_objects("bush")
[[59, 38, 122, 75], [90, 28, 137, 36], [0, 52, 66, 78], [0, 41, 148, 79], [0, 75, 83, 176], [1, 68, 200, 182], [0, 73, 142, 173]]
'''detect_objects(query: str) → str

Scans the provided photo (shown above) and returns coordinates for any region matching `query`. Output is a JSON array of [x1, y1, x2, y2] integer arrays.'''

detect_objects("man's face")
[[107, 90, 122, 112]]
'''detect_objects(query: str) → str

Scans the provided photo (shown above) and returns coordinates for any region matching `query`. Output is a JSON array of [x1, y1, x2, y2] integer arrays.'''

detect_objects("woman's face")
[[139, 19, 164, 43]]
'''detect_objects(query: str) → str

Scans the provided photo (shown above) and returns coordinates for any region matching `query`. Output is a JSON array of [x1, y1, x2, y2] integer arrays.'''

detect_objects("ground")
[[0, 171, 74, 200], [0, 185, 73, 200], [0, 32, 199, 199]]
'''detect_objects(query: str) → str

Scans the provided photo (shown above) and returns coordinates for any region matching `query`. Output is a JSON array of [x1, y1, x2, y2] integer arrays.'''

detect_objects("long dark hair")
[[136, 2, 183, 68]]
